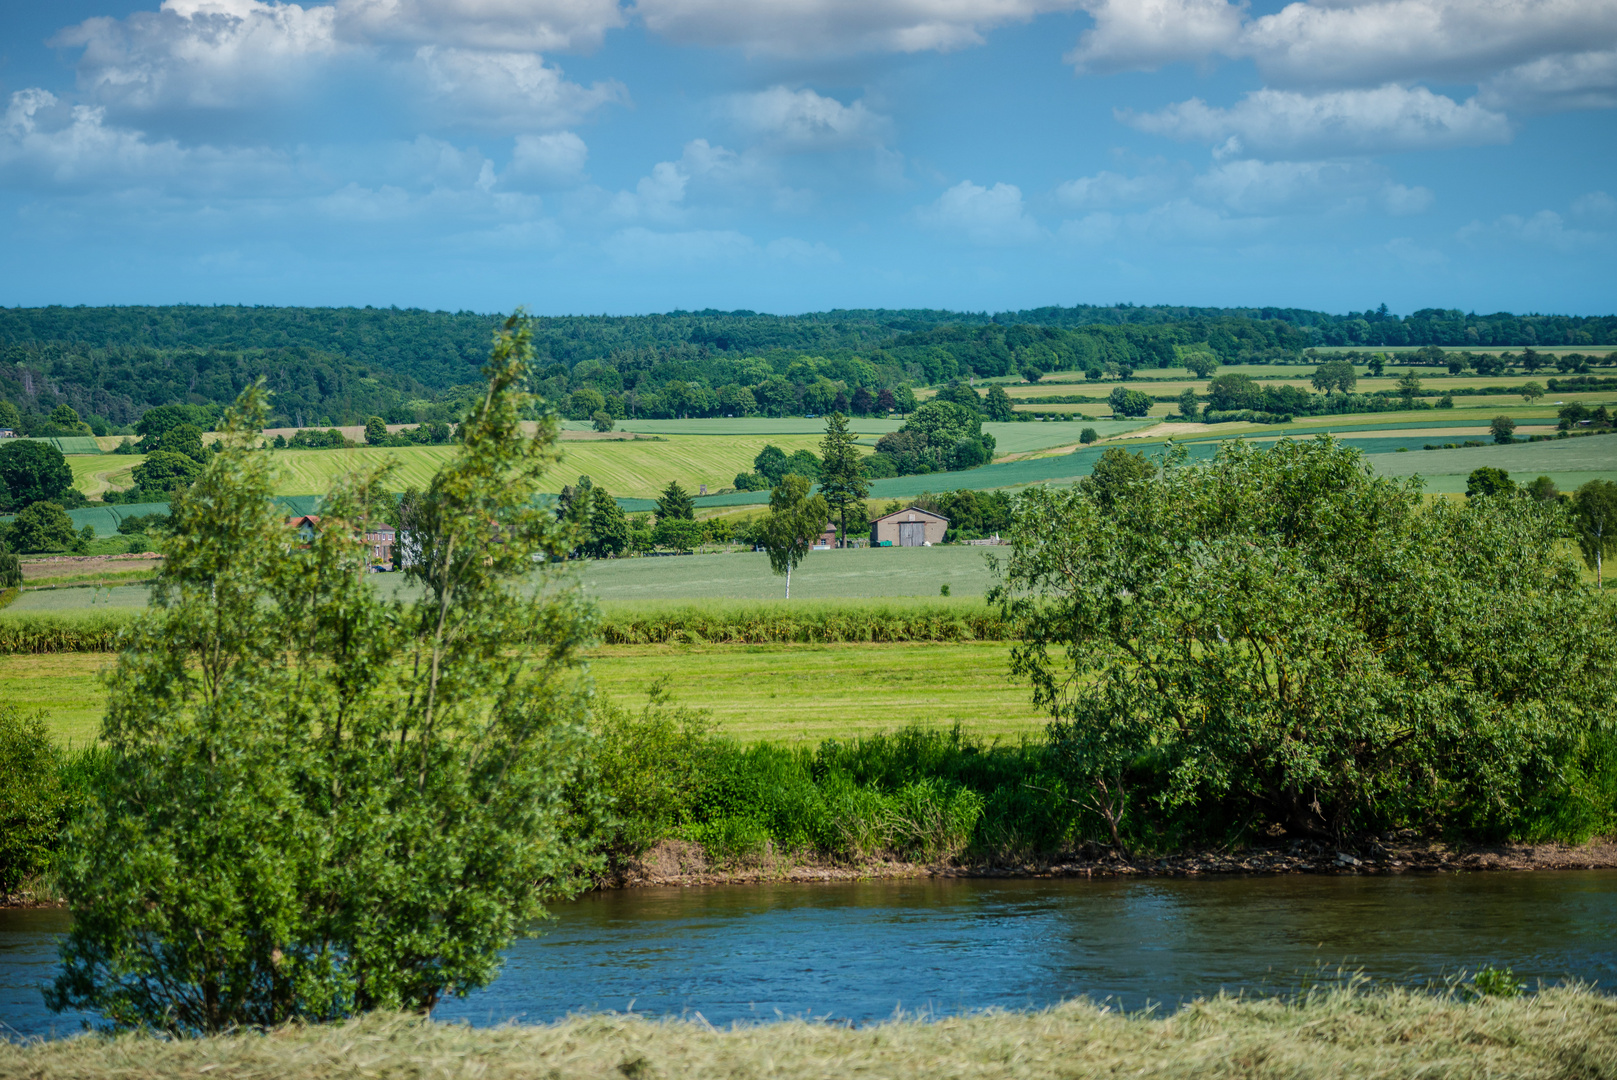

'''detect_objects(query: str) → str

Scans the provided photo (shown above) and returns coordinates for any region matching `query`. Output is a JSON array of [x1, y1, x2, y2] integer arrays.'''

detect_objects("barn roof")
[[870, 505, 950, 524]]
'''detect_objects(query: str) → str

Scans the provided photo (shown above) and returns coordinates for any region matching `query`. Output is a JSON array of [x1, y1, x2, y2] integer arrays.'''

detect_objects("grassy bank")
[[5, 986, 1614, 1079]]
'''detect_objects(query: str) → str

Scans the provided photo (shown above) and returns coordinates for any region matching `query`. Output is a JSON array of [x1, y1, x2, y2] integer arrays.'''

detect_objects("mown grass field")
[[67, 455, 142, 498], [7, 639, 1043, 748], [258, 434, 835, 500], [580, 546, 997, 601], [6, 987, 1615, 1079]]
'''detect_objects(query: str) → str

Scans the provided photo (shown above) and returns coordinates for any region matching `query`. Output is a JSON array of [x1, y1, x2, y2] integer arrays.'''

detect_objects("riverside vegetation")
[[1, 320, 1615, 1037]]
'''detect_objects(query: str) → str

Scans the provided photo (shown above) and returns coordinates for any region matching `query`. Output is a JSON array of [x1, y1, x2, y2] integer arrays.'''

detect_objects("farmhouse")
[[869, 506, 948, 547], [285, 514, 396, 566]]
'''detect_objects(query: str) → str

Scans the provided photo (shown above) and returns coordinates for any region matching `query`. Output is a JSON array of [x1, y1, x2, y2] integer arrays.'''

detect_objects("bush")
[[6, 500, 78, 553], [0, 705, 68, 892], [1079, 427, 1098, 445]]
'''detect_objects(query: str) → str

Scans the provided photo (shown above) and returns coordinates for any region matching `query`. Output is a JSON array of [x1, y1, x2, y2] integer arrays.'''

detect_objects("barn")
[[869, 506, 949, 547]]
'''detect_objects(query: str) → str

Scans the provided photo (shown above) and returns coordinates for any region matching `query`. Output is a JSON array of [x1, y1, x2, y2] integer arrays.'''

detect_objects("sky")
[[0, 0, 1614, 316]]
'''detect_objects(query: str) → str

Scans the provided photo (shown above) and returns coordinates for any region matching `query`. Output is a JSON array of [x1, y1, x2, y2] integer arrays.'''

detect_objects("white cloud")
[[1238, 0, 1617, 91], [727, 87, 890, 149], [633, 0, 1079, 57], [52, 0, 345, 113], [1572, 190, 1616, 221], [607, 138, 807, 223], [918, 180, 1042, 244], [414, 46, 625, 130], [1385, 236, 1445, 265], [0, 88, 285, 193], [334, 0, 626, 52], [1457, 207, 1608, 252], [503, 130, 588, 188], [1066, 0, 1243, 74], [1065, 0, 1617, 92], [1122, 84, 1511, 156], [1479, 49, 1617, 112], [1199, 159, 1432, 216], [50, 0, 627, 134], [1054, 167, 1182, 209]]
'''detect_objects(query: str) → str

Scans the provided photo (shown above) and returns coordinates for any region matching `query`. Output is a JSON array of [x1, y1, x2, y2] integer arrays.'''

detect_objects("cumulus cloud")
[[634, 0, 1079, 57], [335, 0, 626, 52], [502, 130, 588, 188], [0, 87, 286, 193], [52, 0, 345, 113], [606, 138, 803, 224], [1237, 0, 1617, 91], [1066, 0, 1243, 74], [415, 46, 625, 130], [917, 180, 1042, 244], [50, 0, 627, 135], [727, 87, 890, 149], [1066, 0, 1617, 89], [1054, 167, 1182, 209], [1122, 84, 1512, 156], [1479, 49, 1617, 112]]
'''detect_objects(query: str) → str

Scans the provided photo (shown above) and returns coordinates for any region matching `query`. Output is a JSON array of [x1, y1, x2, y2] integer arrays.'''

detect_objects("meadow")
[[1, 637, 1044, 748]]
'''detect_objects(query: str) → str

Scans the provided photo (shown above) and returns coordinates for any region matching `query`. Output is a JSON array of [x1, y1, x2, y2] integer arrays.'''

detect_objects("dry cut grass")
[[4, 986, 1614, 1079]]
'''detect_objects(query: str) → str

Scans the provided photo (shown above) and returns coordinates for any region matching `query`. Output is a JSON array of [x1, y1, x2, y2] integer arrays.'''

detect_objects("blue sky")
[[1, 0, 1614, 315]]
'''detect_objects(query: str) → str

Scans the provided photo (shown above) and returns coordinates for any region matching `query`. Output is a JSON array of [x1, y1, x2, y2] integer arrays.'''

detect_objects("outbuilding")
[[869, 506, 948, 547]]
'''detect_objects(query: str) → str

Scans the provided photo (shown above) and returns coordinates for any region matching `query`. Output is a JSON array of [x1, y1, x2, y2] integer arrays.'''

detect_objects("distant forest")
[[1, 303, 1613, 431]]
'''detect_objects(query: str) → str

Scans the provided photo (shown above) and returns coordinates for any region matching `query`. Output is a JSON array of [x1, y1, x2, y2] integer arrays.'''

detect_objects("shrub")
[[0, 704, 68, 892], [1079, 427, 1098, 445]]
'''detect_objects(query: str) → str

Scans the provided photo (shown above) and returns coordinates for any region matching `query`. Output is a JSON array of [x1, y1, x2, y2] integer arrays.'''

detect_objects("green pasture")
[[581, 546, 997, 601], [3, 639, 1044, 748], [1371, 435, 1617, 483], [69, 454, 142, 498], [609, 418, 903, 437]]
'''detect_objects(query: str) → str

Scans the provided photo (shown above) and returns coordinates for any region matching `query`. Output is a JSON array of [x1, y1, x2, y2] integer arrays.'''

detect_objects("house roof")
[[870, 505, 950, 524], [287, 514, 321, 528]]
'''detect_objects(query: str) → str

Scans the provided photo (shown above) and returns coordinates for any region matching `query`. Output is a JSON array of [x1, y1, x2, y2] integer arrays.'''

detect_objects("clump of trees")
[[868, 392, 997, 478], [47, 316, 601, 1034], [995, 436, 1617, 847]]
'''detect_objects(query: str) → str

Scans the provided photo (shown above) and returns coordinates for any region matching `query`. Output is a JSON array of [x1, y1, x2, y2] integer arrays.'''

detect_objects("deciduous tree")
[[47, 316, 598, 1035], [762, 474, 828, 599], [1574, 479, 1617, 588]]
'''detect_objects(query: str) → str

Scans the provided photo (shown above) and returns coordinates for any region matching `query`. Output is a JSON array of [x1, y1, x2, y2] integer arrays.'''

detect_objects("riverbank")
[[5, 985, 1614, 1078], [603, 836, 1617, 888]]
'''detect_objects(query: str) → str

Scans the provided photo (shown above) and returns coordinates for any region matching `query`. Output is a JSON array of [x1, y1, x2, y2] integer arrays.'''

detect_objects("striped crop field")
[[69, 454, 143, 497], [259, 433, 834, 499]]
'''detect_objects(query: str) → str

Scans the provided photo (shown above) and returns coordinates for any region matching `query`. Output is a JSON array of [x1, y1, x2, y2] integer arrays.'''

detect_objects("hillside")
[[2, 304, 1613, 432]]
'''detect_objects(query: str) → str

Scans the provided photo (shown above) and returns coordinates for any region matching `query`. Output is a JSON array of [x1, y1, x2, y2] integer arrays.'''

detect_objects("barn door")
[[899, 521, 924, 546]]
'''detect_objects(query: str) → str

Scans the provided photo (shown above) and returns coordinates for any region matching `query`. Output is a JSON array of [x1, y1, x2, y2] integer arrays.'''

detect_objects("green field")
[[4, 638, 1042, 748], [583, 546, 995, 601]]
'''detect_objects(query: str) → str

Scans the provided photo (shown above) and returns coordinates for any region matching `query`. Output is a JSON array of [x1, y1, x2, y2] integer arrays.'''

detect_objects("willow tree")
[[48, 315, 598, 1034]]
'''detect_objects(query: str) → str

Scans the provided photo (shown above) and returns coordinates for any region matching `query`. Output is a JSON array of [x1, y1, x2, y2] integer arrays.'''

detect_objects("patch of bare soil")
[[598, 836, 1617, 890], [1116, 422, 1246, 440], [21, 554, 164, 581]]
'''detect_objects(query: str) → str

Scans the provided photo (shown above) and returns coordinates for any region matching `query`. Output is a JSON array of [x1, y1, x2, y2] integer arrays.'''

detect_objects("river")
[[5, 871, 1615, 1038]]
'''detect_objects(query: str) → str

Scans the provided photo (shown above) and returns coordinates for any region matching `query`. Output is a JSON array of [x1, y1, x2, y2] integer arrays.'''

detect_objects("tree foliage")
[[0, 439, 73, 510], [762, 474, 828, 599], [655, 481, 694, 522], [1574, 479, 1617, 588], [994, 437, 1617, 846], [47, 315, 599, 1034], [5, 500, 78, 553], [818, 412, 869, 544]]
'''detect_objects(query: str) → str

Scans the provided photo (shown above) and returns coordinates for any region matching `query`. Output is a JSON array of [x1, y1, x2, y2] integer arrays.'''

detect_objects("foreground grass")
[[5, 986, 1614, 1079], [4, 640, 1043, 747]]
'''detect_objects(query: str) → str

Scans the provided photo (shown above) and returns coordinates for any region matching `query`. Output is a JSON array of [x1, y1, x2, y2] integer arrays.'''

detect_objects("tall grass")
[[597, 599, 1010, 644], [3, 602, 1010, 652], [0, 612, 136, 653]]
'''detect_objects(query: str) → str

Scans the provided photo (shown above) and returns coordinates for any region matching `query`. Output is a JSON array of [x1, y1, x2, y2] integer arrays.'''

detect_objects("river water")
[[5, 871, 1615, 1038]]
